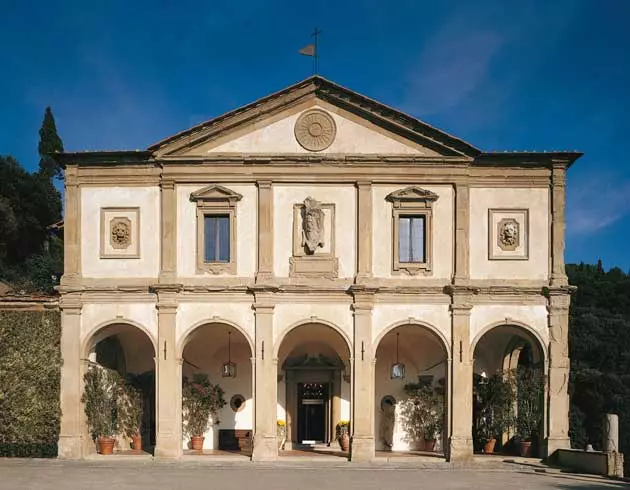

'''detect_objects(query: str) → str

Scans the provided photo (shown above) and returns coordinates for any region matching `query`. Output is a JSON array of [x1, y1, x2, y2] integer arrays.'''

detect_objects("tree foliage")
[[567, 262, 630, 473], [0, 310, 61, 457], [0, 107, 64, 293]]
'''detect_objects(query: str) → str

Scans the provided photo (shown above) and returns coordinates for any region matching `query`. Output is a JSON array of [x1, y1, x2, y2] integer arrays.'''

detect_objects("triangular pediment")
[[150, 76, 480, 159], [190, 184, 242, 203], [386, 186, 439, 202]]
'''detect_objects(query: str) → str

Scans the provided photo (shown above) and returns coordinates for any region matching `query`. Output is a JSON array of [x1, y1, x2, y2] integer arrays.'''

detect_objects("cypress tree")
[[37, 107, 64, 180]]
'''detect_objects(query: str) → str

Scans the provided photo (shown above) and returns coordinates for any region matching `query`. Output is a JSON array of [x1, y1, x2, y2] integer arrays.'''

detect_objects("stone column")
[[350, 289, 375, 461], [252, 301, 277, 460], [453, 183, 470, 286], [58, 296, 83, 459], [256, 181, 274, 282], [159, 179, 177, 284], [154, 291, 182, 458], [355, 181, 372, 282], [546, 290, 571, 455], [448, 295, 473, 461], [550, 160, 568, 287], [61, 165, 81, 286]]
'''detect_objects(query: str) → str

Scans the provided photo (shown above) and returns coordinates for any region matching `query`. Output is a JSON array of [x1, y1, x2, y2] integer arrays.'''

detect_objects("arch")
[[82, 318, 157, 358], [178, 317, 254, 358], [470, 320, 548, 365], [273, 318, 352, 359], [374, 319, 451, 359]]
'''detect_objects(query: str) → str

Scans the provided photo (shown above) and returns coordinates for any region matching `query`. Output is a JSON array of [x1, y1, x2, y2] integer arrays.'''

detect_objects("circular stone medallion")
[[294, 109, 336, 151]]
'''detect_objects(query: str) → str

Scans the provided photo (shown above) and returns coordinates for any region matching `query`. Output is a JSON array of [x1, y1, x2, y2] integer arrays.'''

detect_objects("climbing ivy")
[[0, 310, 61, 457]]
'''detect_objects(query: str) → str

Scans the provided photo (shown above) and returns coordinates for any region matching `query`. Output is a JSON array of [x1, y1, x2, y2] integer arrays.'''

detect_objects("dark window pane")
[[399, 215, 425, 264], [218, 216, 230, 262], [410, 216, 425, 262], [399, 217, 411, 262], [204, 215, 230, 262]]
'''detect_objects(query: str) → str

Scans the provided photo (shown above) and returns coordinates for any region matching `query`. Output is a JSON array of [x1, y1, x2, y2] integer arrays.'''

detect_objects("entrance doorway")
[[298, 382, 329, 443]]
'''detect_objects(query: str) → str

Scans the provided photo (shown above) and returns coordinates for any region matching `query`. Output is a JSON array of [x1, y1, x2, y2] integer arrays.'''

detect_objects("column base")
[[447, 436, 473, 462], [252, 435, 278, 461], [58, 435, 83, 459], [544, 436, 571, 459], [154, 434, 181, 459], [350, 436, 374, 462]]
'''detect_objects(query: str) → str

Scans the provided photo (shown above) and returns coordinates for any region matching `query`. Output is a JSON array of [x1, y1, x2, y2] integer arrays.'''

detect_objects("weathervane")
[[299, 28, 322, 75]]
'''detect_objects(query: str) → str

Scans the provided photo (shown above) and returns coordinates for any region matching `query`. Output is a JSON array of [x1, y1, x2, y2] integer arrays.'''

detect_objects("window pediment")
[[386, 186, 439, 205], [190, 184, 243, 204]]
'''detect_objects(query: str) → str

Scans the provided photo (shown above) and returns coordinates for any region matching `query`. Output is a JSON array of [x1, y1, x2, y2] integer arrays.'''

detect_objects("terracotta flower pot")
[[97, 437, 115, 455], [519, 440, 533, 458], [483, 438, 497, 454], [424, 439, 436, 452], [131, 434, 142, 452], [191, 435, 205, 452], [339, 433, 350, 452]]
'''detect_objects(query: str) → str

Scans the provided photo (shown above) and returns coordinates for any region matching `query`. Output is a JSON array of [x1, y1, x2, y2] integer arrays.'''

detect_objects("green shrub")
[[0, 309, 61, 457]]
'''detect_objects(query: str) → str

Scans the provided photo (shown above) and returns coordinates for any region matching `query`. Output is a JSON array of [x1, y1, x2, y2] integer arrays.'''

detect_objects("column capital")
[[356, 180, 372, 188], [252, 303, 275, 314], [257, 180, 273, 189], [160, 179, 175, 190]]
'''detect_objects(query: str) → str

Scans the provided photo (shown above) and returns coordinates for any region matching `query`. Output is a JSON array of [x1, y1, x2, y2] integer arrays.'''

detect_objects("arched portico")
[[374, 322, 449, 456], [472, 323, 547, 456], [82, 321, 156, 455], [179, 321, 254, 455], [276, 321, 351, 451]]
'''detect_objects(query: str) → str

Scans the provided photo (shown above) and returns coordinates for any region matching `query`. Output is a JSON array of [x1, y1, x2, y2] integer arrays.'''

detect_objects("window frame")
[[191, 185, 241, 275], [386, 187, 438, 276]]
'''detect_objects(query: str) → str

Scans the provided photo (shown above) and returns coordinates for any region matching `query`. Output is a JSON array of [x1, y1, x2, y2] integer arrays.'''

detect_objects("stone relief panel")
[[100, 207, 140, 259], [294, 109, 337, 152], [488, 209, 529, 260], [290, 197, 338, 278]]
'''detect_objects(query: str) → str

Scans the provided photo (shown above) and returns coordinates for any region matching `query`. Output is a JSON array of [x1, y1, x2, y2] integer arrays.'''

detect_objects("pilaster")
[[58, 296, 83, 459], [350, 287, 375, 461], [355, 181, 373, 282], [154, 291, 182, 458], [61, 165, 81, 286], [448, 294, 473, 461], [550, 160, 568, 286], [159, 179, 177, 283], [256, 181, 274, 282], [252, 300, 277, 460], [453, 182, 470, 286], [545, 289, 572, 455]]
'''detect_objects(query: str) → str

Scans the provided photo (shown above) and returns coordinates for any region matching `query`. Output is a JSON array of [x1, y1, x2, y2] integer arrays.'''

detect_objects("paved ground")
[[0, 459, 627, 490]]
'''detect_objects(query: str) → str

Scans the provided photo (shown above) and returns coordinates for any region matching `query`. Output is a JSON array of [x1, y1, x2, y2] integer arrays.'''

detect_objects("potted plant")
[[336, 420, 350, 451], [475, 372, 516, 454], [515, 367, 545, 458], [400, 381, 444, 452], [82, 365, 120, 455], [277, 420, 287, 451], [117, 377, 144, 452], [182, 373, 226, 452]]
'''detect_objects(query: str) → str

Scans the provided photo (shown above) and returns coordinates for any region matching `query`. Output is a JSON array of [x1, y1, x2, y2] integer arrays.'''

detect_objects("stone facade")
[[55, 76, 581, 461]]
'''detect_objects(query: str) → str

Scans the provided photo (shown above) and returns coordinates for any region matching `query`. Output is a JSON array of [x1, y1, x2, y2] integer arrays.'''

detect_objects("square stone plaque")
[[100, 207, 140, 259], [488, 208, 529, 260]]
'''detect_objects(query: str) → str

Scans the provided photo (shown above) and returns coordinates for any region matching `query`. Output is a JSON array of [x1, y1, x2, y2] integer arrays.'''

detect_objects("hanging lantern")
[[222, 330, 237, 378], [390, 332, 406, 379]]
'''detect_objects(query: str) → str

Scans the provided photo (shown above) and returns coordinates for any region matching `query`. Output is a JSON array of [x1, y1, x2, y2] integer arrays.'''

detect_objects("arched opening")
[[374, 323, 449, 456], [180, 323, 253, 455], [84, 322, 156, 454], [472, 324, 546, 457], [276, 322, 351, 453]]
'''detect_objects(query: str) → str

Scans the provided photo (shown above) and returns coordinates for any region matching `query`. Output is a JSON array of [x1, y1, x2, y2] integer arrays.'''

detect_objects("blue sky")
[[1, 0, 629, 269]]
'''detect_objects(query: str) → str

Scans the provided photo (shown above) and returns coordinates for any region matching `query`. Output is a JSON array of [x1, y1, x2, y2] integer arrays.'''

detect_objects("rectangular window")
[[398, 215, 425, 263], [204, 215, 230, 262]]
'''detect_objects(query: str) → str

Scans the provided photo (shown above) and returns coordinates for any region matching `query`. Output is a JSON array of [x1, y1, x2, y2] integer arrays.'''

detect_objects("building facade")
[[56, 76, 580, 461]]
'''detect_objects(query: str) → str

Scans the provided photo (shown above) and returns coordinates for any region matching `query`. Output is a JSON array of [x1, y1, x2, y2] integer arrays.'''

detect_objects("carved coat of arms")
[[301, 197, 325, 254]]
